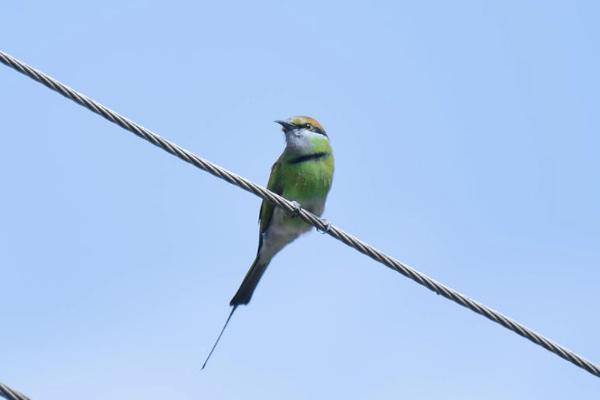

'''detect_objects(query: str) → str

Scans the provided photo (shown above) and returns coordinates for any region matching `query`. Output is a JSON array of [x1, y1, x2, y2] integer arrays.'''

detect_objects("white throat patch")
[[285, 128, 325, 154]]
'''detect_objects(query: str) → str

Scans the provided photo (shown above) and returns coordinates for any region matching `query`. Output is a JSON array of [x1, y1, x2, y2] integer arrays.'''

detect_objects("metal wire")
[[1, 49, 599, 379], [0, 383, 30, 400]]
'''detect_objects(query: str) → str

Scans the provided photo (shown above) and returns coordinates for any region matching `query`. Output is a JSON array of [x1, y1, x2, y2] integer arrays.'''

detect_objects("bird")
[[202, 116, 335, 368]]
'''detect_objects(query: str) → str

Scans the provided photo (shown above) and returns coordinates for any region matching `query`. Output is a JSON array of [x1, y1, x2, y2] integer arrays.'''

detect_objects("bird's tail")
[[201, 305, 237, 370], [230, 256, 270, 306]]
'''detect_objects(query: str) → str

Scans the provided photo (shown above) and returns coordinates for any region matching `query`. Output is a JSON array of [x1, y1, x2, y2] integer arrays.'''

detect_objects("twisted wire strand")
[[1, 50, 599, 379], [0, 383, 30, 400]]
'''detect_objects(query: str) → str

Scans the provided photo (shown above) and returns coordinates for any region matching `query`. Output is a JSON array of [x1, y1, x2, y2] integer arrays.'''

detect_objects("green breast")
[[281, 153, 334, 202], [259, 137, 334, 233]]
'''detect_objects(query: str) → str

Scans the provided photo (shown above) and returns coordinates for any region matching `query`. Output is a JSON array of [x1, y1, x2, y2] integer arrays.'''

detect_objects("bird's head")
[[275, 116, 329, 154]]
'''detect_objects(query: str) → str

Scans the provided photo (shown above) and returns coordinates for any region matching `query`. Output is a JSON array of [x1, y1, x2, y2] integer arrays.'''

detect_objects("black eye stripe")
[[315, 127, 328, 136], [293, 122, 328, 136]]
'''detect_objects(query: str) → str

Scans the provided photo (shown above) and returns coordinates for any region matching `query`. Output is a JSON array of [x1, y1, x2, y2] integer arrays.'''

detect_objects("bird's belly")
[[269, 203, 314, 236], [259, 198, 325, 260]]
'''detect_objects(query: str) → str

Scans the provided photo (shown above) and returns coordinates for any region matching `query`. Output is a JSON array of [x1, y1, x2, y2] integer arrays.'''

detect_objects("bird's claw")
[[289, 201, 302, 217], [317, 219, 332, 234]]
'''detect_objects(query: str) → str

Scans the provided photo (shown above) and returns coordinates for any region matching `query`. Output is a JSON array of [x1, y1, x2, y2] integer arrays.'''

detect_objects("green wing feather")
[[229, 160, 282, 307], [259, 158, 283, 233]]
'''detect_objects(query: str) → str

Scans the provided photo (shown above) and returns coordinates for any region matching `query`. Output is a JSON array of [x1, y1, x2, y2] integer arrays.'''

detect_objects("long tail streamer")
[[202, 306, 238, 369]]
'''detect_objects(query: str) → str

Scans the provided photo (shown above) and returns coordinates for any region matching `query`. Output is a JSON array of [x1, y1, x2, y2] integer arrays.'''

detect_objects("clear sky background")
[[1, 1, 599, 398]]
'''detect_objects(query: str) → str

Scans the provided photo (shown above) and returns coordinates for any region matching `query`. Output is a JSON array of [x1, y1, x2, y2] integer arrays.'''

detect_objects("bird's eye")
[[304, 123, 312, 130]]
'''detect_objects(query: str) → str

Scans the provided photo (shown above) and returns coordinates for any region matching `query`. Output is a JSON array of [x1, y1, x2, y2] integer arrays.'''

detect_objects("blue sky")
[[2, 1, 599, 398]]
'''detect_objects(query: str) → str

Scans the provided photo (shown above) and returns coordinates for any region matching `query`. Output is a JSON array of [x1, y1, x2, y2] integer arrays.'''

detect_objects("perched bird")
[[202, 116, 334, 368]]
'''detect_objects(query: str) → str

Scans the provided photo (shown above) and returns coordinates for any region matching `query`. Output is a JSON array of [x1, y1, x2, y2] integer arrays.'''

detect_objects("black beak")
[[275, 120, 295, 133]]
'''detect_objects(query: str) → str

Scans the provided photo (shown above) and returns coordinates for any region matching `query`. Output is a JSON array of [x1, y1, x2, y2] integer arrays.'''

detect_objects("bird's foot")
[[317, 219, 332, 234], [289, 201, 302, 217]]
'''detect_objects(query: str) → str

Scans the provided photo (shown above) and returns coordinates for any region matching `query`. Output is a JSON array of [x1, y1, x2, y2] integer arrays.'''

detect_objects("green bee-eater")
[[202, 116, 334, 368]]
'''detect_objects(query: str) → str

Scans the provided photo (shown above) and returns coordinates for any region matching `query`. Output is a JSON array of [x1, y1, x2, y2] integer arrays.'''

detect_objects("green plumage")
[[260, 138, 334, 233]]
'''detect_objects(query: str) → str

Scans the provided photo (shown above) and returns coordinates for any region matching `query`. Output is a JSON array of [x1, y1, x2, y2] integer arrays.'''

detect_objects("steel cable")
[[1, 49, 598, 379], [0, 383, 30, 400]]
